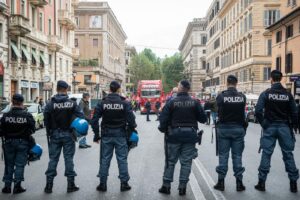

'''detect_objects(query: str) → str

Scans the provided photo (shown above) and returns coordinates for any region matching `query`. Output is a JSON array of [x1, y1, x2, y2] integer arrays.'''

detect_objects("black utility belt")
[[4, 138, 28, 142]]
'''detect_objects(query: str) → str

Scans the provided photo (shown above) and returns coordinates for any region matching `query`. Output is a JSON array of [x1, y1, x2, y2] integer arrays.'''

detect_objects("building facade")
[[0, 0, 9, 101], [179, 18, 207, 97], [204, 0, 226, 95], [74, 1, 127, 98], [267, 2, 300, 94], [125, 44, 136, 94]]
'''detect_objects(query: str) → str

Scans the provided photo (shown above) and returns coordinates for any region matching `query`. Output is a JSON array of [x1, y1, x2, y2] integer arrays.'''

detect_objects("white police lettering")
[[5, 117, 27, 124], [224, 96, 244, 103], [103, 104, 124, 110], [268, 94, 289, 101], [53, 102, 74, 109], [174, 101, 195, 107]]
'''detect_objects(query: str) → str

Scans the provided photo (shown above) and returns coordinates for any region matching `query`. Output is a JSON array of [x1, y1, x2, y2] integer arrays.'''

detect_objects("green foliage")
[[79, 59, 99, 67]]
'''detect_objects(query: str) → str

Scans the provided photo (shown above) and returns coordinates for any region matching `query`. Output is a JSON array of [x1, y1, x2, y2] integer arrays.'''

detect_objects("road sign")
[[290, 76, 300, 82]]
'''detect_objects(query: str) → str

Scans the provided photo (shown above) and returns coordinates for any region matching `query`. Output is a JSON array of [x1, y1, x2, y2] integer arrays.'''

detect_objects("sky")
[[80, 0, 212, 58]]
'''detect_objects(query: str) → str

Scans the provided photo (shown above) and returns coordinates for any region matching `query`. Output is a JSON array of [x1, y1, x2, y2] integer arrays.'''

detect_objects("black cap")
[[110, 81, 121, 92], [12, 94, 24, 103], [180, 80, 191, 90], [57, 80, 69, 89], [227, 75, 238, 84]]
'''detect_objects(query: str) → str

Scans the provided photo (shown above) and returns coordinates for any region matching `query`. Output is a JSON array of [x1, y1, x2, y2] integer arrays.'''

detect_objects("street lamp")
[[72, 72, 80, 94], [251, 72, 255, 94]]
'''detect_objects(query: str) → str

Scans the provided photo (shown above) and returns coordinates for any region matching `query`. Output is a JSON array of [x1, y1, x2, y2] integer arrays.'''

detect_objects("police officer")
[[145, 100, 151, 121], [214, 75, 247, 192], [255, 70, 299, 193], [91, 81, 137, 192], [44, 80, 85, 193], [0, 94, 35, 194], [158, 80, 206, 196]]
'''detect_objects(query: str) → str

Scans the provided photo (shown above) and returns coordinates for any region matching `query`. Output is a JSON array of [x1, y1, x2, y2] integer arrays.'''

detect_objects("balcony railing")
[[9, 15, 31, 36], [58, 10, 76, 30], [28, 0, 48, 7], [48, 36, 63, 52]]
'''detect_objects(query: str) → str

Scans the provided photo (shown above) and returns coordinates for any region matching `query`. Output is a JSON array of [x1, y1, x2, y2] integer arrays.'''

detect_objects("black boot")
[[44, 182, 53, 194], [13, 182, 26, 194], [179, 188, 186, 196], [290, 180, 298, 193], [120, 182, 131, 192], [2, 186, 11, 194], [236, 179, 246, 192], [214, 179, 225, 191], [159, 186, 170, 194], [96, 183, 107, 192], [67, 181, 79, 193], [254, 179, 265, 191]]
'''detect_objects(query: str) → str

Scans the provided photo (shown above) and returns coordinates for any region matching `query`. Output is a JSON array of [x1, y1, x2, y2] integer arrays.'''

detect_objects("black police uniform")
[[255, 82, 299, 189], [44, 81, 84, 193], [91, 93, 137, 191], [0, 97, 35, 194], [215, 86, 247, 191], [145, 101, 151, 121], [158, 92, 206, 193]]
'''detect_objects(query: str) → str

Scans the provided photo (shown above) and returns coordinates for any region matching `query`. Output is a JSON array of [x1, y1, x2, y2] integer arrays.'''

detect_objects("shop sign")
[[30, 82, 39, 89], [20, 80, 29, 88]]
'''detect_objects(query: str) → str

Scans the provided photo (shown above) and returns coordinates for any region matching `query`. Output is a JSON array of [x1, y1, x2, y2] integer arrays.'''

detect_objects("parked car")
[[0, 103, 44, 129]]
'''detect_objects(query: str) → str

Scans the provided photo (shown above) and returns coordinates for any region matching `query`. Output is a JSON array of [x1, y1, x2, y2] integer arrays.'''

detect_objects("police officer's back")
[[44, 80, 84, 194], [0, 94, 35, 194], [255, 70, 299, 193], [158, 80, 206, 196], [214, 75, 247, 192], [91, 81, 137, 192]]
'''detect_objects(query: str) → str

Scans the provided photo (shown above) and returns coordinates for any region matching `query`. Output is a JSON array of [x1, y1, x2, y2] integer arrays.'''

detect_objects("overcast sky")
[[80, 0, 212, 58]]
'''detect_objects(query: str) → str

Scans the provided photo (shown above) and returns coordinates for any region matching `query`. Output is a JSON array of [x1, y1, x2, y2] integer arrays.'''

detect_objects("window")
[[75, 39, 78, 47], [276, 31, 282, 43], [286, 53, 293, 73], [264, 10, 280, 27], [21, 0, 25, 16], [48, 19, 52, 35], [286, 24, 293, 38], [248, 13, 253, 30], [263, 67, 271, 81], [66, 60, 69, 73], [75, 17, 79, 26], [66, 31, 69, 45], [267, 39, 272, 56], [21, 45, 27, 63], [214, 38, 220, 49], [40, 51, 45, 68], [32, 48, 37, 65], [276, 56, 281, 71], [49, 54, 52, 66], [215, 56, 220, 67], [201, 36, 207, 45], [202, 61, 206, 69], [59, 26, 62, 39], [39, 13, 43, 32], [0, 23, 2, 43], [288, 0, 297, 7], [84, 75, 92, 84], [203, 50, 206, 54], [93, 39, 98, 47], [59, 58, 62, 72], [32, 7, 36, 28], [11, 0, 15, 14], [125, 60, 129, 65], [249, 39, 252, 56], [244, 42, 247, 59]]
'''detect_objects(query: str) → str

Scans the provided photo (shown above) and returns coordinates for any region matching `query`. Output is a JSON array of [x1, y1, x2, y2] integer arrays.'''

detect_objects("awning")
[[31, 49, 38, 62], [21, 45, 30, 60], [11, 42, 21, 58], [40, 53, 46, 64]]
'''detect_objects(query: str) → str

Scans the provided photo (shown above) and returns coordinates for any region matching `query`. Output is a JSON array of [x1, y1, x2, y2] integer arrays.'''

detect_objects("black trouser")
[[206, 111, 211, 125], [146, 109, 150, 121]]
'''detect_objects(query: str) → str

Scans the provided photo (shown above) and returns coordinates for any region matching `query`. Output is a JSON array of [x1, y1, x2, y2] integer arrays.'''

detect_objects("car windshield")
[[26, 105, 38, 113], [1, 105, 11, 113], [141, 90, 160, 97]]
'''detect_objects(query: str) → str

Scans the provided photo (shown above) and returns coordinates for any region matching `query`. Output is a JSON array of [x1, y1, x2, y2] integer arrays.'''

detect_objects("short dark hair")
[[227, 75, 238, 85], [110, 81, 121, 93], [180, 80, 191, 90], [83, 93, 90, 98], [271, 70, 282, 82]]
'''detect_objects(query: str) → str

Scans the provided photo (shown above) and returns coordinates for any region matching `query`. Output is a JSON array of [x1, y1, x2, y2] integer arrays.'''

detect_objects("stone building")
[[179, 18, 207, 97], [74, 1, 127, 97], [125, 44, 136, 94]]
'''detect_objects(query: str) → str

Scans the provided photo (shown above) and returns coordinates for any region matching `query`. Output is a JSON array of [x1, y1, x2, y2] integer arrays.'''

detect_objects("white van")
[[68, 93, 91, 109]]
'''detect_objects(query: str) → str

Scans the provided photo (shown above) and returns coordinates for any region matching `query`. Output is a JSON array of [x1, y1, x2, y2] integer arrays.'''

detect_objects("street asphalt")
[[0, 113, 300, 200]]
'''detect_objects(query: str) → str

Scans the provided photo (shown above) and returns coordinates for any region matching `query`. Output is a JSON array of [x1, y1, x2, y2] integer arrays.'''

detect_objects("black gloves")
[[158, 125, 166, 133], [93, 134, 101, 142]]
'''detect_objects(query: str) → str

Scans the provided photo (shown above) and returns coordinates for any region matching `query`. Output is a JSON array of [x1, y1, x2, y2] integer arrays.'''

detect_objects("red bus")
[[136, 80, 165, 114]]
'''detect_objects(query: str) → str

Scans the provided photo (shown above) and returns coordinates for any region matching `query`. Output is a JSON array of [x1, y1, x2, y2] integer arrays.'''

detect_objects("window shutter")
[[264, 10, 268, 26]]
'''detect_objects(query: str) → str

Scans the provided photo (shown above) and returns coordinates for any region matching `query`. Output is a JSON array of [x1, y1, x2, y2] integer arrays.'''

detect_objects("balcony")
[[206, 69, 213, 77], [72, 48, 80, 60], [28, 0, 48, 7], [72, 0, 79, 7], [9, 15, 31, 36], [0, 0, 8, 12], [48, 36, 63, 52], [58, 10, 76, 30]]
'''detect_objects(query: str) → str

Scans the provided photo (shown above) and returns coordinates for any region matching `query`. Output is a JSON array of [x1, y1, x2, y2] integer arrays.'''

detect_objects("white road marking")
[[190, 171, 207, 200], [193, 159, 227, 200]]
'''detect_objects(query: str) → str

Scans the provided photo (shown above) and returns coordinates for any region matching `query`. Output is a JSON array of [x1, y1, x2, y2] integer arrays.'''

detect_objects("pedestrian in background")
[[255, 70, 299, 193], [210, 95, 218, 125], [204, 99, 211, 125], [145, 100, 151, 122], [155, 100, 161, 121], [296, 99, 300, 134], [0, 94, 36, 194], [158, 80, 206, 196], [44, 81, 85, 194], [91, 81, 137, 192], [78, 93, 92, 149], [214, 75, 247, 192]]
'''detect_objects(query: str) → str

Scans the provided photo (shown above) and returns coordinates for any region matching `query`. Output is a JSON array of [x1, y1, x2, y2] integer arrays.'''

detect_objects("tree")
[[161, 53, 184, 93]]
